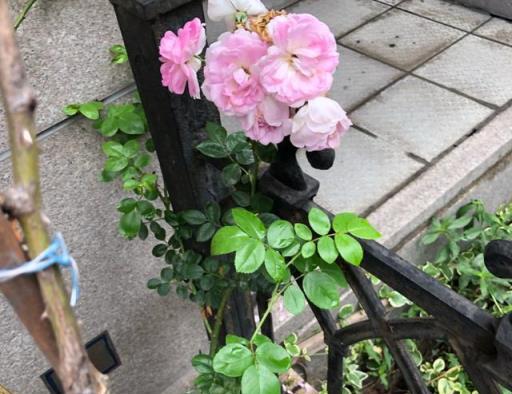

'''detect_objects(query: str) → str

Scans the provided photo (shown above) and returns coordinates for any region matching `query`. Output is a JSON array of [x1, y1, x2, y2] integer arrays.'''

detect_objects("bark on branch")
[[0, 1, 108, 392]]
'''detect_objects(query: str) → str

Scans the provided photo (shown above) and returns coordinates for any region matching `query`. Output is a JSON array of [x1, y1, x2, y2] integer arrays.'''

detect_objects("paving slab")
[[0, 117, 208, 393], [415, 35, 512, 107], [333, 46, 404, 112], [0, 0, 133, 152], [474, 17, 512, 46], [367, 105, 512, 248], [298, 129, 424, 214], [341, 9, 465, 70], [288, 0, 391, 37], [376, 0, 403, 5], [398, 0, 490, 31], [350, 76, 493, 162]]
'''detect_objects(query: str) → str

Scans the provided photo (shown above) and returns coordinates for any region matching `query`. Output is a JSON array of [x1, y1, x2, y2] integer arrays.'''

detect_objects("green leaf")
[[346, 218, 381, 240], [235, 239, 265, 273], [308, 207, 331, 235], [205, 122, 227, 144], [232, 191, 251, 207], [264, 248, 289, 282], [252, 334, 271, 347], [222, 163, 242, 186], [152, 244, 168, 257], [205, 202, 221, 224], [301, 241, 316, 258], [102, 141, 124, 157], [118, 111, 145, 135], [232, 208, 266, 240], [182, 210, 207, 225], [211, 226, 250, 255], [332, 213, 359, 233], [104, 156, 128, 172], [255, 342, 291, 373], [213, 343, 253, 377], [196, 141, 228, 158], [117, 198, 137, 213], [157, 283, 170, 296], [448, 215, 472, 230], [136, 200, 155, 217], [283, 284, 305, 315], [150, 221, 166, 240], [250, 193, 273, 214], [335, 234, 363, 266], [79, 101, 103, 120], [182, 264, 204, 280], [318, 260, 347, 288], [235, 149, 255, 165], [147, 278, 160, 289], [267, 220, 295, 249], [241, 365, 280, 394], [110, 44, 128, 64], [294, 223, 312, 241], [160, 267, 173, 281], [134, 153, 151, 169], [192, 354, 213, 374], [99, 116, 119, 137], [196, 222, 217, 242], [119, 210, 141, 238], [303, 271, 339, 309], [226, 335, 250, 346], [317, 236, 338, 264], [226, 132, 248, 153], [122, 140, 140, 158], [63, 104, 79, 116]]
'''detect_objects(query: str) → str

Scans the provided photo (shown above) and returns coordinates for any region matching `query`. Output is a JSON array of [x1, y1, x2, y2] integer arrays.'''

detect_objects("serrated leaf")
[[335, 234, 363, 266], [303, 271, 339, 309], [283, 285, 305, 315], [267, 220, 295, 249], [241, 365, 280, 394], [196, 141, 228, 158], [264, 248, 289, 282], [211, 226, 251, 255], [255, 342, 291, 373], [232, 208, 266, 240], [235, 239, 265, 273], [213, 343, 253, 378]]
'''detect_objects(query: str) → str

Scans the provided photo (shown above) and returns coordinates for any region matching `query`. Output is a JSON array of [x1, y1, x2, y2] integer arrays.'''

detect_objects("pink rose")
[[159, 18, 206, 99], [202, 29, 268, 116], [290, 97, 351, 151], [240, 96, 292, 145], [259, 13, 339, 107]]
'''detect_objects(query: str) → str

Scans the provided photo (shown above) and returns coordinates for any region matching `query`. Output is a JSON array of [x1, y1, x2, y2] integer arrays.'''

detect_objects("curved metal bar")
[[485, 240, 512, 279], [334, 318, 445, 346]]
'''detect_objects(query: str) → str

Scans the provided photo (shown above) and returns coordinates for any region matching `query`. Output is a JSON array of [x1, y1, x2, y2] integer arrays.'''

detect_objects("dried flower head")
[[249, 10, 286, 42]]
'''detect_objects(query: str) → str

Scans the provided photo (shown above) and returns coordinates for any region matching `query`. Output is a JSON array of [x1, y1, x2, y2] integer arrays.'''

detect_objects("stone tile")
[[0, 0, 133, 152], [368, 105, 512, 248], [398, 0, 490, 31], [376, 0, 402, 5], [332, 46, 403, 111], [298, 129, 424, 214], [341, 9, 464, 70], [415, 35, 512, 106], [474, 17, 512, 46], [0, 117, 207, 393], [288, 0, 391, 37], [350, 76, 493, 162]]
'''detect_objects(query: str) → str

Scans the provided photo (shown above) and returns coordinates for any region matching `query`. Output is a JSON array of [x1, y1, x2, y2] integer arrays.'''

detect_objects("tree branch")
[[0, 1, 108, 392]]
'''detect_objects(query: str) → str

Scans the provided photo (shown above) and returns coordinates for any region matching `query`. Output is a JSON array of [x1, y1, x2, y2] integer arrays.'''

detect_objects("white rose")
[[207, 0, 267, 23]]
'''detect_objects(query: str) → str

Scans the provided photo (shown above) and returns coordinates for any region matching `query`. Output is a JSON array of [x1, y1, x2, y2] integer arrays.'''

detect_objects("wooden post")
[[110, 0, 258, 338], [0, 2, 107, 392]]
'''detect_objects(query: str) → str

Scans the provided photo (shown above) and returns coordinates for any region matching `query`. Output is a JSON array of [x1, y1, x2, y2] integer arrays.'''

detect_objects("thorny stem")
[[14, 0, 37, 29], [209, 287, 233, 356]]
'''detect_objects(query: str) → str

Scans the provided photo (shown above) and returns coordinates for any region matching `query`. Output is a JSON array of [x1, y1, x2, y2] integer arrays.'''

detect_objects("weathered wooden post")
[[109, 0, 258, 338]]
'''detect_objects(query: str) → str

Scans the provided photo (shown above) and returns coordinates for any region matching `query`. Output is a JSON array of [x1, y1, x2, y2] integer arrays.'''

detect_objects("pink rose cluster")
[[159, 1, 352, 151]]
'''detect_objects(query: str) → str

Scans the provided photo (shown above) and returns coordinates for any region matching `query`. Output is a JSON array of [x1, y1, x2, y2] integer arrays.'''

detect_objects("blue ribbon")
[[0, 233, 80, 306]]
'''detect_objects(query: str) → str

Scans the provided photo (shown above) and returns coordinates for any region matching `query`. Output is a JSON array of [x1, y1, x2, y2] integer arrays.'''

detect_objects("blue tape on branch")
[[0, 233, 80, 306]]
